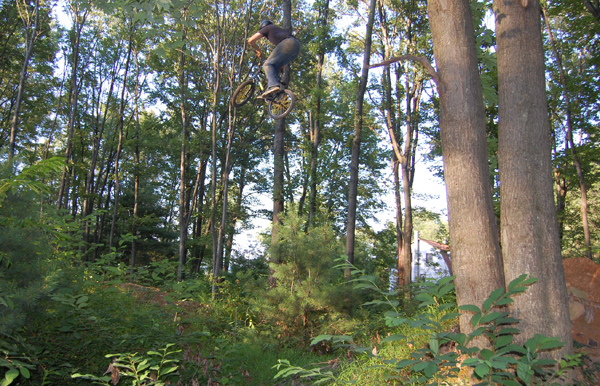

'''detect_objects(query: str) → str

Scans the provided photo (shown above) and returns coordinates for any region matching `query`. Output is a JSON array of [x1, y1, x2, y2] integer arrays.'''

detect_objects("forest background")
[[0, 0, 599, 384]]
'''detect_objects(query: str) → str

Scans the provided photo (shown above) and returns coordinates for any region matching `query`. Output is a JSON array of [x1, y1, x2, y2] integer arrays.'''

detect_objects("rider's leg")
[[263, 37, 301, 90]]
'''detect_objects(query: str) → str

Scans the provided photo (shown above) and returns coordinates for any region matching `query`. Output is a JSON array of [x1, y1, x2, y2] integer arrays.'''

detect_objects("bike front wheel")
[[232, 79, 256, 108], [267, 89, 295, 119]]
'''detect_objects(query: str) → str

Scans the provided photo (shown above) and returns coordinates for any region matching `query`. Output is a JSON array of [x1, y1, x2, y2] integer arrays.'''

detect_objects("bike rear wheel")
[[232, 80, 256, 108], [267, 89, 295, 119]]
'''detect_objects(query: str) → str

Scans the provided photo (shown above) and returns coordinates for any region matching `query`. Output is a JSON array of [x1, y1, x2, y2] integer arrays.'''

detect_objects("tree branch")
[[369, 55, 441, 87], [584, 0, 600, 20]]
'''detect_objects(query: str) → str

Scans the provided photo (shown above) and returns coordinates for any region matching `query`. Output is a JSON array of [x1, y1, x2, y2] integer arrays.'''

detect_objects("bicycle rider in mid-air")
[[248, 19, 301, 99]]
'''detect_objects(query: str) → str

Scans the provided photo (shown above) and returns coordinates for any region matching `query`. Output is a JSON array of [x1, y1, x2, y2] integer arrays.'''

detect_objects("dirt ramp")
[[563, 257, 600, 357]]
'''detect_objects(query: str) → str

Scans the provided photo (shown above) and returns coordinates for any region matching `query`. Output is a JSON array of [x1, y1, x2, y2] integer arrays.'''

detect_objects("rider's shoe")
[[259, 85, 281, 99]]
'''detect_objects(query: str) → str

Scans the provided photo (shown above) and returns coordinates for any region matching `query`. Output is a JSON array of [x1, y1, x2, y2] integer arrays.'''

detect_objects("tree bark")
[[109, 31, 133, 250], [131, 48, 142, 273], [270, 0, 293, 262], [345, 0, 377, 277], [308, 0, 330, 228], [495, 0, 573, 364], [57, 8, 87, 209], [177, 24, 189, 282], [427, 0, 505, 336], [8, 0, 41, 164], [209, 8, 223, 292]]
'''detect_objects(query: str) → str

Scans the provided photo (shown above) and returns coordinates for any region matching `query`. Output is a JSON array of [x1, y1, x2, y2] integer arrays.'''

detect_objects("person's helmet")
[[259, 19, 273, 29]]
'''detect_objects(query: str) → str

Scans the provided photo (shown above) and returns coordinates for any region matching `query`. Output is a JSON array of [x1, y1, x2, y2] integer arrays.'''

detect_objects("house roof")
[[419, 238, 450, 251]]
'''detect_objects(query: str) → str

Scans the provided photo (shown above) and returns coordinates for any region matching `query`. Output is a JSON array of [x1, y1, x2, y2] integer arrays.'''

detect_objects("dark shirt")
[[259, 24, 292, 46]]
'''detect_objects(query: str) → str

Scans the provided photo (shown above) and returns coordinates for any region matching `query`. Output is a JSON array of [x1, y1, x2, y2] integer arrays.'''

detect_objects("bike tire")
[[267, 89, 295, 119], [232, 80, 256, 108]]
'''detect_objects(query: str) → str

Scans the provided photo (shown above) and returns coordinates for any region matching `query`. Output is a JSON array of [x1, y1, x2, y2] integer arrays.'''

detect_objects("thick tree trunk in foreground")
[[427, 0, 505, 336], [495, 0, 573, 364]]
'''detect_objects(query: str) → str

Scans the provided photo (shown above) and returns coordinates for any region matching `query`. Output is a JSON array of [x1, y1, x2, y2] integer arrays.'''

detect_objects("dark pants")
[[263, 37, 301, 88]]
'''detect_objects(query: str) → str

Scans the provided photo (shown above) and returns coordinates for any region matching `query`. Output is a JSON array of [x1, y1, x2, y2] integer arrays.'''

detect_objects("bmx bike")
[[231, 62, 295, 119]]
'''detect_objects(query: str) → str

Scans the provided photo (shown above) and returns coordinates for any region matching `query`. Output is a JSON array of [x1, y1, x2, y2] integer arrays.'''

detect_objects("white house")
[[412, 231, 452, 281], [388, 232, 451, 289]]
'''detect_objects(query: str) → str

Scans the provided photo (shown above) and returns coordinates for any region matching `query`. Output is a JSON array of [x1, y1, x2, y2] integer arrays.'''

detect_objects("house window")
[[425, 253, 433, 264]]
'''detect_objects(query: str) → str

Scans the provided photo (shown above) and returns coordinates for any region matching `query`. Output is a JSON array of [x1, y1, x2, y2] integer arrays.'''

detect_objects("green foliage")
[[273, 359, 336, 385], [256, 210, 361, 346], [277, 269, 581, 385], [72, 344, 180, 386]]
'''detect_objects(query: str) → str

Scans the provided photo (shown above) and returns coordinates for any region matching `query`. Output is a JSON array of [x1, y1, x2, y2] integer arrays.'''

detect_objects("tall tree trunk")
[[82, 52, 120, 261], [210, 11, 223, 292], [109, 31, 133, 250], [542, 8, 592, 259], [392, 154, 406, 287], [345, 0, 377, 277], [270, 0, 293, 262], [495, 0, 573, 365], [8, 0, 41, 164], [131, 49, 142, 273], [224, 165, 246, 273], [216, 108, 235, 284], [177, 23, 189, 282], [58, 9, 87, 209], [427, 0, 505, 337], [308, 0, 330, 228]]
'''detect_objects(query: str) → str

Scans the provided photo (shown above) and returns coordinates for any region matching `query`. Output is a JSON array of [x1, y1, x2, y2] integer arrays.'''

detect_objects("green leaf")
[[429, 334, 439, 355], [474, 363, 490, 378], [412, 361, 430, 372], [415, 293, 435, 303], [538, 340, 564, 351], [524, 338, 538, 353], [496, 344, 528, 356], [495, 334, 513, 349], [471, 312, 483, 328], [488, 359, 509, 370], [516, 362, 532, 384], [395, 359, 419, 369], [353, 282, 379, 291], [438, 283, 455, 298], [495, 316, 520, 325], [424, 361, 438, 378], [310, 335, 333, 346], [494, 297, 514, 306], [497, 327, 520, 336], [461, 357, 480, 366], [479, 311, 504, 324], [497, 380, 522, 386], [520, 277, 538, 286], [531, 358, 557, 367], [480, 349, 494, 360], [447, 332, 467, 345], [440, 312, 461, 322], [163, 366, 178, 374], [437, 275, 455, 285], [459, 304, 481, 313], [362, 300, 392, 306], [4, 369, 19, 384], [507, 274, 528, 290], [483, 287, 505, 312], [381, 334, 406, 343], [137, 359, 150, 371], [19, 367, 30, 379]]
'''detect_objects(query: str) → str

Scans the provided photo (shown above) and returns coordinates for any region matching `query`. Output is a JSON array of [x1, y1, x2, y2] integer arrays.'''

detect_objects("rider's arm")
[[248, 32, 263, 57]]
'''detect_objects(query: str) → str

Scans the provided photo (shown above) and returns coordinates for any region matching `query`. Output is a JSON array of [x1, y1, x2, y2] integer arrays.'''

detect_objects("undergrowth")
[[274, 259, 585, 385]]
